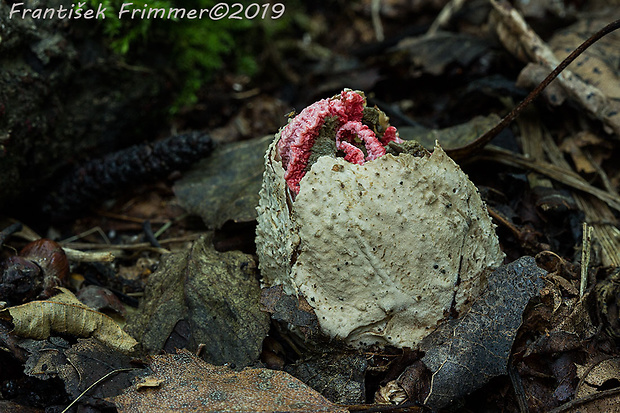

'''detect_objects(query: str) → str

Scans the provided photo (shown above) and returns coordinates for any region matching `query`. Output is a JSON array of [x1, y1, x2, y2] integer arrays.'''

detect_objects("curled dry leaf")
[[111, 349, 348, 413], [576, 357, 620, 398], [0, 287, 138, 353]]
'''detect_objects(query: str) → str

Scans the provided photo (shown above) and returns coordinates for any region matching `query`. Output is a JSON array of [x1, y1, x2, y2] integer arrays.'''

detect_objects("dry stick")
[[445, 18, 620, 161], [370, 0, 384, 41], [580, 223, 593, 297]]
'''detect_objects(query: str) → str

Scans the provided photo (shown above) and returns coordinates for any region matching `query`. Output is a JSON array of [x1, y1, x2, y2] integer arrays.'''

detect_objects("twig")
[[61, 226, 111, 245], [95, 210, 172, 224], [445, 16, 620, 161], [580, 223, 593, 297], [427, 0, 467, 36], [508, 358, 529, 413], [371, 0, 384, 41], [62, 247, 115, 263], [142, 220, 162, 249], [60, 233, 202, 253], [0, 222, 23, 246]]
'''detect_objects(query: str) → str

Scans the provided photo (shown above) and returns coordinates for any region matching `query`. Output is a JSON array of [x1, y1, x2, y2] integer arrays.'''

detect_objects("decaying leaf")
[[285, 352, 367, 405], [576, 357, 620, 398], [389, 31, 495, 76], [398, 114, 501, 151], [124, 234, 269, 367], [392, 256, 545, 409], [260, 285, 321, 341], [550, 16, 620, 100], [111, 349, 348, 413], [0, 401, 44, 413], [596, 268, 620, 339], [0, 287, 138, 353], [22, 338, 139, 409], [522, 289, 596, 357], [174, 135, 272, 228]]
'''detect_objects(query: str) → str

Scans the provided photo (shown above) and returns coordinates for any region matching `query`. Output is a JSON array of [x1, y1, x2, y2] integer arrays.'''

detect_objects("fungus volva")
[[256, 90, 504, 348]]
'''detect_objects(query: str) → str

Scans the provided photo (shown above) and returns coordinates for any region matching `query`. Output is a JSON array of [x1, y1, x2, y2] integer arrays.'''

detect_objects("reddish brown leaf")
[[111, 349, 347, 413]]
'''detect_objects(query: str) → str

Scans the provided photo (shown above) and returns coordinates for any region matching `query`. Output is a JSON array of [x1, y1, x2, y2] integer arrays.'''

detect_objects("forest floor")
[[2, 1, 620, 412]]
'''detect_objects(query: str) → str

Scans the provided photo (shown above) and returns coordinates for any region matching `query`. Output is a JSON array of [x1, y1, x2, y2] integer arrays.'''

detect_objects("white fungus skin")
[[256, 137, 505, 348]]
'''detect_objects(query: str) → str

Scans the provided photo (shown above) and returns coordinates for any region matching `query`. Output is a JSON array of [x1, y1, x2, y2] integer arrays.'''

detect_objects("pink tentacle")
[[336, 121, 386, 161], [380, 126, 402, 145], [276, 90, 395, 195], [337, 141, 365, 164]]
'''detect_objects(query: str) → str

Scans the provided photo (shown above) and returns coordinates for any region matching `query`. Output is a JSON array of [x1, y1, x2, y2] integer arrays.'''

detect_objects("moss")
[[306, 116, 338, 171], [362, 106, 392, 136], [84, 0, 293, 111]]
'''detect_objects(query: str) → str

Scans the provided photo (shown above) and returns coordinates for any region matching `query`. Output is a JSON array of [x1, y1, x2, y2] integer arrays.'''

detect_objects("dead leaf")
[[397, 114, 501, 151], [111, 349, 348, 413], [285, 352, 367, 404], [260, 285, 321, 341], [174, 136, 272, 229], [136, 377, 164, 389], [124, 234, 269, 367], [559, 136, 598, 174], [0, 400, 44, 413], [550, 16, 620, 99], [389, 31, 494, 76], [595, 268, 620, 339], [21, 338, 139, 409], [76, 285, 127, 318], [414, 256, 546, 409], [576, 357, 620, 398], [551, 357, 620, 412], [1, 287, 138, 353]]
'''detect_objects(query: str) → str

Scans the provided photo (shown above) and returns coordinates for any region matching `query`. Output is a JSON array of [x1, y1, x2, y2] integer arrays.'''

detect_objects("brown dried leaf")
[[576, 357, 620, 398], [111, 349, 347, 413], [1, 288, 137, 353], [551, 16, 620, 99]]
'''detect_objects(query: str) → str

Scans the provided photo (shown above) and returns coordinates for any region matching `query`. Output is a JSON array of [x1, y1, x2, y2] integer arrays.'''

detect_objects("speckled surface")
[[257, 138, 504, 348]]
